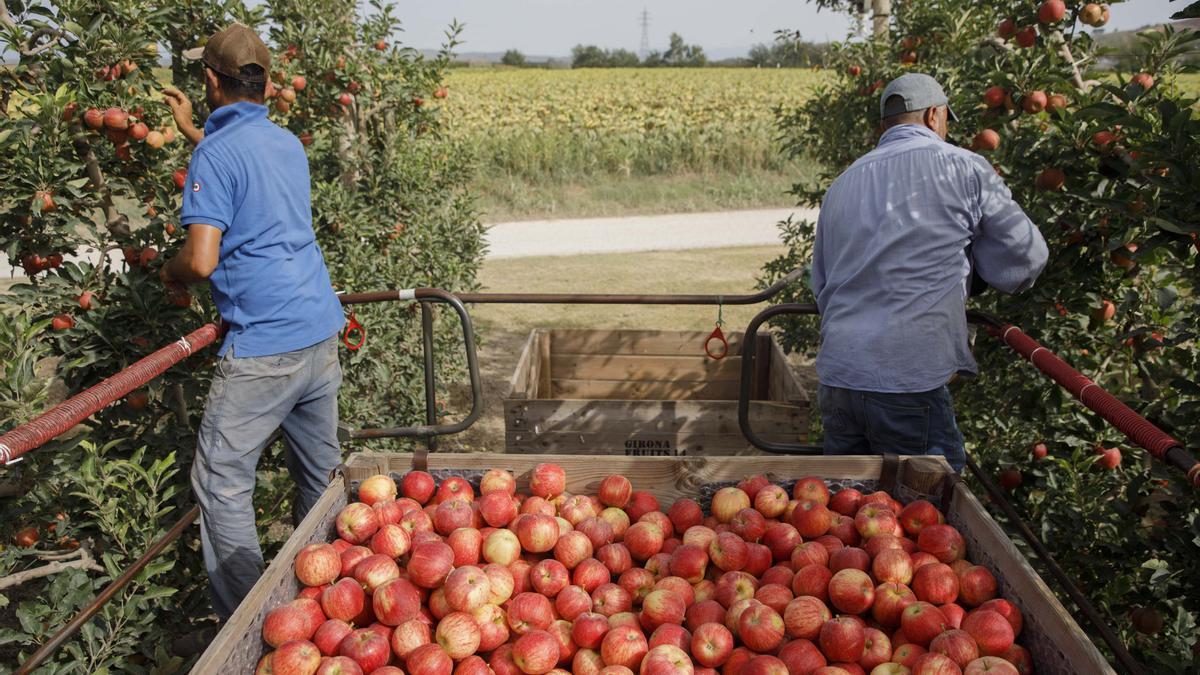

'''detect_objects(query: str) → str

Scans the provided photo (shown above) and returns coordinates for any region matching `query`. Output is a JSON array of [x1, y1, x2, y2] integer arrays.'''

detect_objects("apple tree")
[[0, 0, 481, 668], [762, 0, 1200, 668]]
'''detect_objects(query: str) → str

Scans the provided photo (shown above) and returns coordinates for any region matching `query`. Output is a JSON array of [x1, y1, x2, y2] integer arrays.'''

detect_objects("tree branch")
[[0, 543, 103, 591], [979, 36, 1014, 53], [0, 1, 65, 56], [1057, 35, 1090, 93], [71, 129, 132, 238]]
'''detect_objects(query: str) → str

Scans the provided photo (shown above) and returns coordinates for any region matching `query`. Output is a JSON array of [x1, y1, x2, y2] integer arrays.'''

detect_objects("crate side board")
[[192, 477, 348, 674], [548, 329, 746, 357]]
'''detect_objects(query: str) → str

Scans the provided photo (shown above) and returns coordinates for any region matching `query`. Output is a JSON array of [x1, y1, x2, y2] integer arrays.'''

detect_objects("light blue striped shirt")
[[811, 124, 1048, 393]]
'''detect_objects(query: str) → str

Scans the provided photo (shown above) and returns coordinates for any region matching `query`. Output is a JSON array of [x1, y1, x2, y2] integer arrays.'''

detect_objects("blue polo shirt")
[[181, 102, 343, 357]]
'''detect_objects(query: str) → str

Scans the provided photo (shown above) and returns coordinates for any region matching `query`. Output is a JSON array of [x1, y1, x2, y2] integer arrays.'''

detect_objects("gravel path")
[[485, 207, 815, 259]]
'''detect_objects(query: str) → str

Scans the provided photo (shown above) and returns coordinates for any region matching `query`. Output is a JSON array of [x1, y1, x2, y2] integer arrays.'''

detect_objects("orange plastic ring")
[[705, 326, 729, 360]]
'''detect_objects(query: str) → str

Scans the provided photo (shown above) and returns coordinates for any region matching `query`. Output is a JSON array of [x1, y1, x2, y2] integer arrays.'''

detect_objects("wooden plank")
[[506, 399, 807, 436], [549, 329, 745, 357], [550, 378, 741, 401], [768, 336, 809, 404], [548, 354, 743, 382], [505, 431, 802, 456], [506, 330, 539, 400], [537, 331, 552, 399], [526, 329, 546, 400], [192, 478, 348, 674]]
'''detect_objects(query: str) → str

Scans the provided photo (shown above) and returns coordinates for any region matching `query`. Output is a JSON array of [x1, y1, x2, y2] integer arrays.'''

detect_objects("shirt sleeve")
[[810, 208, 827, 301], [968, 156, 1049, 294], [180, 148, 234, 233]]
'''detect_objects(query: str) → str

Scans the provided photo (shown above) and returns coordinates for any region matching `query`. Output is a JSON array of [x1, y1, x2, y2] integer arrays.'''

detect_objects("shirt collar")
[[203, 101, 268, 136], [878, 123, 943, 146]]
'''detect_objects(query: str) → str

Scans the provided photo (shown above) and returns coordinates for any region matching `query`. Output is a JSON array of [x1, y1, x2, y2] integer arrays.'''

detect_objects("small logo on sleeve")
[[192, 182, 201, 192]]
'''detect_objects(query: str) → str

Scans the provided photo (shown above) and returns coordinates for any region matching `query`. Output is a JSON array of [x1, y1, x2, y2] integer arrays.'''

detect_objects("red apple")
[[711, 488, 750, 523], [977, 599, 1022, 636], [819, 617, 866, 663], [373, 577, 421, 626], [648, 623, 691, 653], [455, 655, 491, 675], [573, 557, 613, 593], [640, 644, 693, 675], [761, 523, 800, 562], [408, 541, 455, 588], [296, 543, 341, 587], [275, 639, 322, 674], [1014, 26, 1037, 48], [508, 592, 555, 635], [962, 610, 1014, 657], [737, 603, 785, 652], [314, 619, 355, 656], [598, 475, 633, 508], [899, 501, 943, 537], [853, 504, 897, 539], [354, 554, 400, 594], [791, 564, 833, 603], [912, 563, 960, 605], [752, 485, 788, 519], [917, 525, 966, 563], [474, 603, 510, 651], [574, 648, 605, 675], [778, 638, 827, 674], [436, 476, 474, 504], [790, 500, 833, 539], [827, 515, 861, 547], [338, 628, 391, 673], [435, 611, 482, 660], [594, 543, 631, 576], [401, 471, 436, 504], [337, 503, 381, 545], [668, 543, 709, 583], [829, 489, 862, 516], [861, 627, 892, 671], [744, 544, 772, 578], [573, 611, 610, 649], [322, 578, 367, 623], [479, 492, 518, 528], [529, 463, 566, 499], [667, 499, 703, 533], [689, 622, 732, 668], [626, 492, 661, 521], [390, 618, 432, 659], [640, 589, 686, 631], [998, 644, 1032, 674], [963, 656, 1020, 674], [623, 522, 664, 561], [516, 514, 561, 553], [406, 643, 453, 675], [957, 566, 997, 607], [900, 602, 949, 647], [893, 643, 927, 668], [370, 523, 412, 560], [1037, 0, 1065, 24], [872, 582, 917, 628], [593, 582, 634, 616], [481, 468, 517, 495], [441, 565, 490, 613], [930, 629, 979, 668], [531, 558, 570, 597], [359, 474, 398, 505], [600, 625, 649, 671]]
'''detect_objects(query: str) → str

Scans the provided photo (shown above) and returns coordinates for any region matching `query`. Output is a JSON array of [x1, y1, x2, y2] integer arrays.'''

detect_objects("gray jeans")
[[192, 335, 342, 620]]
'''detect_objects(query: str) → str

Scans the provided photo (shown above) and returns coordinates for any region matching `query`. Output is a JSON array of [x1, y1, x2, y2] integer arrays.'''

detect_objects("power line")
[[639, 8, 650, 59]]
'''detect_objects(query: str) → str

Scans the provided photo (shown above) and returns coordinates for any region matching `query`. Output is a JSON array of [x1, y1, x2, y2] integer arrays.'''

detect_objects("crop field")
[[438, 68, 825, 220]]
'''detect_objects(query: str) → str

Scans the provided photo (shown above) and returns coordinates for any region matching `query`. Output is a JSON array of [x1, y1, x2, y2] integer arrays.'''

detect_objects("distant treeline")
[[496, 33, 829, 69]]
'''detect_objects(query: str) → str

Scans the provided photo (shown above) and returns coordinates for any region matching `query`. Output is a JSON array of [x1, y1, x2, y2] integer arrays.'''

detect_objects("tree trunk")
[[872, 0, 891, 40]]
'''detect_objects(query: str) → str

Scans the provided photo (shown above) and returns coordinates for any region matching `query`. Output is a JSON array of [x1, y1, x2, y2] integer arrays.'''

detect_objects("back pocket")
[[863, 396, 930, 454]]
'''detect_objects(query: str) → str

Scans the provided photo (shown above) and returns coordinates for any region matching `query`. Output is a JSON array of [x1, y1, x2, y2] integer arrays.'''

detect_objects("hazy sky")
[[396, 0, 1184, 57]]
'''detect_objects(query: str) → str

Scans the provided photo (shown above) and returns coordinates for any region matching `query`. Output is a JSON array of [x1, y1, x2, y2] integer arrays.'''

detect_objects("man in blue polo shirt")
[[159, 23, 345, 623]]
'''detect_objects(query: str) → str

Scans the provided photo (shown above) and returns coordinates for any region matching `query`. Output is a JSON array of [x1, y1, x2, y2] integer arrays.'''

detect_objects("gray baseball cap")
[[880, 73, 959, 121]]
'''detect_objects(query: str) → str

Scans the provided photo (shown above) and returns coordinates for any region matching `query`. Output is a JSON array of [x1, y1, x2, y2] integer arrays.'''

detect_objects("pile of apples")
[[255, 465, 1035, 675]]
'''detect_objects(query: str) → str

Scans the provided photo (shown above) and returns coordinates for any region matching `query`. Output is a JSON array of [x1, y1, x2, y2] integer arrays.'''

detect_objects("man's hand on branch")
[[162, 86, 204, 145]]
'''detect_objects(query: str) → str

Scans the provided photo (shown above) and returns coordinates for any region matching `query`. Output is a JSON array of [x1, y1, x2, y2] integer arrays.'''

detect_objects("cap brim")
[[182, 47, 205, 61]]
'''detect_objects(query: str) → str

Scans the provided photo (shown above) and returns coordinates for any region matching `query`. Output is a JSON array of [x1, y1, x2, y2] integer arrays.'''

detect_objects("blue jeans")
[[191, 335, 342, 620], [817, 384, 966, 472]]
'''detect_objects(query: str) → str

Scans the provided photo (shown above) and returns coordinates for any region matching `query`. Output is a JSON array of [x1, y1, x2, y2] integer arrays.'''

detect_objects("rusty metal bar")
[[337, 269, 805, 307], [16, 505, 202, 675]]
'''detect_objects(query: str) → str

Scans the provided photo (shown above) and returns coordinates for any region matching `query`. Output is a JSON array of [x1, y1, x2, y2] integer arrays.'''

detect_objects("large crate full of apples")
[[193, 453, 1113, 674]]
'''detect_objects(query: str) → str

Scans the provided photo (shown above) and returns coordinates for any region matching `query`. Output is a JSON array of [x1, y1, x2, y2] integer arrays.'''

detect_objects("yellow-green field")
[[439, 68, 824, 220]]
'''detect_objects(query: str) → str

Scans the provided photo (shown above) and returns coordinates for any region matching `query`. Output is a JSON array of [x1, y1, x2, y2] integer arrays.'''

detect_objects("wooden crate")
[[505, 329, 811, 456], [193, 452, 1113, 675]]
